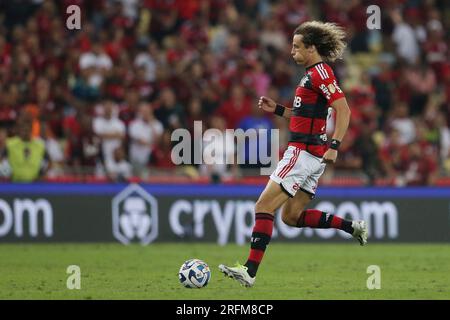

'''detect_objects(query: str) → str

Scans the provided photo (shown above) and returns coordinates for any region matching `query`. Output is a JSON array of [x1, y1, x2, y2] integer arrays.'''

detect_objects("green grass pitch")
[[0, 243, 449, 299]]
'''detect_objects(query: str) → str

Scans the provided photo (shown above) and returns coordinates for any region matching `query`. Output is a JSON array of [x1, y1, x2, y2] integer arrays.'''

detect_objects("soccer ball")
[[178, 259, 211, 288]]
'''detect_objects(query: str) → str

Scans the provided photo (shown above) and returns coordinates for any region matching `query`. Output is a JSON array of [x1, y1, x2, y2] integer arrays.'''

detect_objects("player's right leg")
[[219, 179, 290, 287], [279, 152, 368, 245]]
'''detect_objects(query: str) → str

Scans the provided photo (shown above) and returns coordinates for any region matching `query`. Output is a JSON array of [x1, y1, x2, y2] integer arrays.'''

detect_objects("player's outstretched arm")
[[258, 96, 291, 119]]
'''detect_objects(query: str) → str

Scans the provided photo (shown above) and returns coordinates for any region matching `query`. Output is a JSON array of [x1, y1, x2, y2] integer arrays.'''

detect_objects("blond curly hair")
[[294, 21, 347, 62]]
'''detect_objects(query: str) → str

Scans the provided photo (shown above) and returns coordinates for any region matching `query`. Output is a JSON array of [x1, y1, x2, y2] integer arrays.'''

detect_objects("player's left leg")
[[219, 180, 291, 287]]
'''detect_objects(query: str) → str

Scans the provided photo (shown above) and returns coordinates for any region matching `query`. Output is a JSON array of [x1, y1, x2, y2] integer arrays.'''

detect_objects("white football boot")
[[352, 220, 368, 246], [219, 263, 255, 287]]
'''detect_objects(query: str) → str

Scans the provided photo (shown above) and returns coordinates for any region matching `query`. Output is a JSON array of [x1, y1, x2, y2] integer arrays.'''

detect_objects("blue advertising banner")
[[0, 183, 449, 244]]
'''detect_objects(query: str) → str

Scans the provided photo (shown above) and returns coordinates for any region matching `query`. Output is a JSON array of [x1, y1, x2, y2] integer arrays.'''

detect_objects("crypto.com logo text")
[[171, 121, 279, 175]]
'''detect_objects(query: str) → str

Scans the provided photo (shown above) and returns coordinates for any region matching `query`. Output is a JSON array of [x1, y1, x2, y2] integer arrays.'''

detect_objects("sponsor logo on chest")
[[299, 72, 312, 88]]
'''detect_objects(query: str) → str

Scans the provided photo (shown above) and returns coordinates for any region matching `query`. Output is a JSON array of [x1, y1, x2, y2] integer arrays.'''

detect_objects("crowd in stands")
[[0, 0, 449, 185]]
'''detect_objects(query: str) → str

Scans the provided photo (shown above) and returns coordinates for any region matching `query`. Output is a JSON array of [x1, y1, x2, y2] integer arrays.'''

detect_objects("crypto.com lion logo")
[[112, 184, 158, 245]]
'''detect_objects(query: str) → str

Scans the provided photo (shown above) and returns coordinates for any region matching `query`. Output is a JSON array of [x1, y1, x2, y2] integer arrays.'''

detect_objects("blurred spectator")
[[270, 57, 294, 102], [63, 109, 101, 175], [35, 76, 64, 138], [93, 100, 126, 169], [334, 130, 361, 171], [379, 129, 408, 182], [3, 115, 48, 182], [119, 88, 140, 126], [71, 74, 101, 102], [217, 84, 252, 129], [129, 103, 163, 178], [423, 19, 448, 82], [154, 87, 185, 130], [347, 0, 370, 53], [390, 9, 420, 64], [403, 59, 436, 116], [22, 104, 42, 138], [242, 60, 271, 97], [0, 85, 18, 130], [348, 73, 379, 133], [151, 129, 176, 169], [41, 121, 64, 178], [353, 126, 380, 186], [105, 145, 132, 182], [398, 141, 438, 186], [185, 97, 204, 133], [200, 115, 237, 182], [275, 0, 309, 33], [134, 42, 159, 82], [387, 103, 416, 145], [371, 55, 395, 126], [79, 41, 113, 88], [237, 102, 274, 168], [119, 0, 140, 22], [405, 8, 426, 43], [259, 19, 287, 52], [80, 115, 103, 175]]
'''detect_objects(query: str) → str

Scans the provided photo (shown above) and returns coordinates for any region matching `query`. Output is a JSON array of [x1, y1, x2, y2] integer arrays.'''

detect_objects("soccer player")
[[219, 21, 368, 287]]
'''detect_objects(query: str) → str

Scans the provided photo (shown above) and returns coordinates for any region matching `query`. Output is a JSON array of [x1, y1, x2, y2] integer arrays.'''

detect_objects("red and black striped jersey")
[[288, 61, 345, 157]]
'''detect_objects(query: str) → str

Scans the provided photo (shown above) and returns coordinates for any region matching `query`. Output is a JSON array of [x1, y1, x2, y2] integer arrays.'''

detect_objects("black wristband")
[[274, 104, 285, 117], [330, 139, 341, 150]]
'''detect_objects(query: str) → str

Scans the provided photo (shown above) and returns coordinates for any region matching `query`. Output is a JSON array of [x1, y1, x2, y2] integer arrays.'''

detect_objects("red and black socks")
[[296, 209, 354, 234], [244, 210, 352, 278], [244, 213, 274, 278]]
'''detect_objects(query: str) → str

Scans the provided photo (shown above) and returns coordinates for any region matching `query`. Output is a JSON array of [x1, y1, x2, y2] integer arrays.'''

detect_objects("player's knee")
[[281, 210, 297, 227], [255, 199, 275, 214]]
